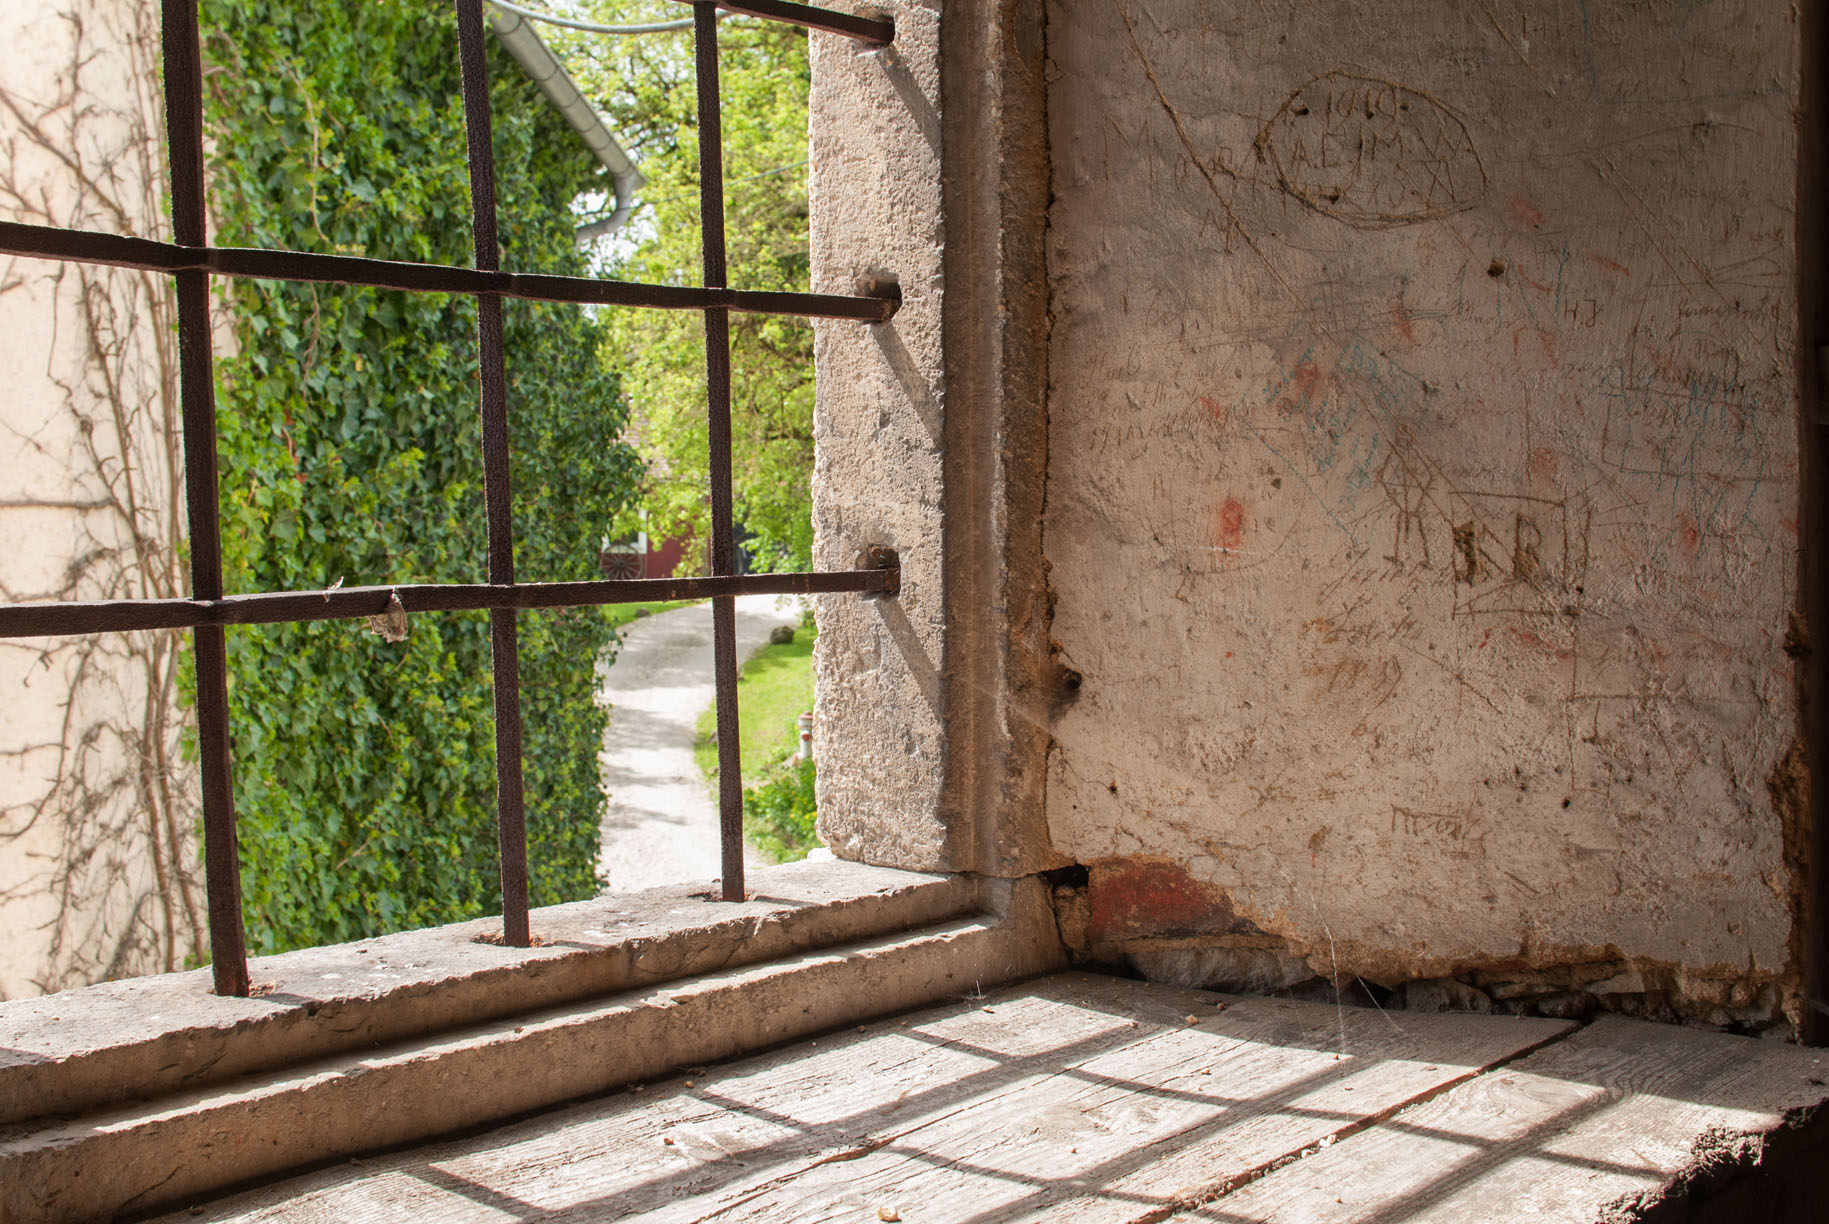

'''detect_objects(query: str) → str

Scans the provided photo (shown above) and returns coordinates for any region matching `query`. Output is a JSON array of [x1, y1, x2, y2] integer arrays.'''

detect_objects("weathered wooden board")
[[160, 973, 1570, 1223], [1184, 1014, 1829, 1222], [679, 979, 1570, 1223]]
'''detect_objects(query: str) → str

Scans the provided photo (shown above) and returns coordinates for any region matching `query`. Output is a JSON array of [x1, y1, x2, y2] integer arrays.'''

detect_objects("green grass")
[[694, 621, 820, 861], [605, 599, 701, 634], [693, 624, 815, 782]]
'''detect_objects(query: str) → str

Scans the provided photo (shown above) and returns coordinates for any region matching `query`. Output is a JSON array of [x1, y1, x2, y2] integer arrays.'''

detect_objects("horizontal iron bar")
[[710, 0, 893, 44], [0, 569, 893, 639], [0, 221, 897, 323]]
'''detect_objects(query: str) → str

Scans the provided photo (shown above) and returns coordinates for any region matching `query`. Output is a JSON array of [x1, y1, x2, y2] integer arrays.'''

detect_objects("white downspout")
[[483, 3, 645, 240]]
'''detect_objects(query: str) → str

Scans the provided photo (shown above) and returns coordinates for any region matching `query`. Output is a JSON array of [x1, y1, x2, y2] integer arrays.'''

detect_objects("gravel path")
[[596, 594, 805, 893]]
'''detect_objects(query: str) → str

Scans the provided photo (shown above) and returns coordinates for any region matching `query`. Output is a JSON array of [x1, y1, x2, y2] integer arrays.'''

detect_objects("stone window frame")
[[807, 0, 1059, 884]]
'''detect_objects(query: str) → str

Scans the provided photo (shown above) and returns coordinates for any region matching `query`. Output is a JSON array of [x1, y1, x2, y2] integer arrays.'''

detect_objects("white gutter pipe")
[[483, 2, 645, 240], [487, 0, 700, 34]]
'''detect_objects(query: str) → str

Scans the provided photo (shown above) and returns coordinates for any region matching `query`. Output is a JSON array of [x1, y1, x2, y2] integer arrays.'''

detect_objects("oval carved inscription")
[[1257, 71, 1487, 228]]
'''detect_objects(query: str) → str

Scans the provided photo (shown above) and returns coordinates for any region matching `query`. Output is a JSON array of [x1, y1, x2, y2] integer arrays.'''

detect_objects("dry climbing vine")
[[0, 0, 201, 996]]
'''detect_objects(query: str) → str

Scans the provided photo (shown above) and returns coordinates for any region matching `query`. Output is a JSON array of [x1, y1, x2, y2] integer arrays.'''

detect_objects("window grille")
[[0, 0, 900, 997]]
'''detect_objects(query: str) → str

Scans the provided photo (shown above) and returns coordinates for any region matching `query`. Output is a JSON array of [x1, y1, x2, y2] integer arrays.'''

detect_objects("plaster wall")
[[0, 0, 197, 997], [1045, 0, 1805, 1022]]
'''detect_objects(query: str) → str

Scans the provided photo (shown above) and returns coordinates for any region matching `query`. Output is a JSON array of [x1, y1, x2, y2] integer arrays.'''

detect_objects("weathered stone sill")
[[0, 859, 978, 1127]]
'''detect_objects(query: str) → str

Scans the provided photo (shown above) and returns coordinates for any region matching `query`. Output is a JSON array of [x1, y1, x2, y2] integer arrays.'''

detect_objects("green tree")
[[199, 0, 642, 953], [558, 5, 815, 571]]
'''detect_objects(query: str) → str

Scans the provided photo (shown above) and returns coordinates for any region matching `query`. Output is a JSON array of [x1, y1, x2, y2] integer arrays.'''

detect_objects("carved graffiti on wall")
[[1256, 71, 1488, 228], [1448, 491, 1590, 620]]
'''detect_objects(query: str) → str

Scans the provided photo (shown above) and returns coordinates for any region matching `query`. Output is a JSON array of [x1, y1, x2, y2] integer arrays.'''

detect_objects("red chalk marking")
[[1509, 194, 1545, 229], [1678, 514, 1700, 558], [1291, 359, 1324, 401], [1394, 301, 1415, 344], [1216, 498, 1247, 551], [1506, 624, 1572, 661]]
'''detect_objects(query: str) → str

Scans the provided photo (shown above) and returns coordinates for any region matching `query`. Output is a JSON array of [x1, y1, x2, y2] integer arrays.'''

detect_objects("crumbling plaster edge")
[[1598, 1102, 1829, 1222], [1045, 867, 1803, 1035]]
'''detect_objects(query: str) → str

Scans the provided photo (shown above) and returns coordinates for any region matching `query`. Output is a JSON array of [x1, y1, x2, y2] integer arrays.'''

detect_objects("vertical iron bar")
[[695, 2, 744, 901], [161, 0, 248, 997], [456, 0, 530, 945]]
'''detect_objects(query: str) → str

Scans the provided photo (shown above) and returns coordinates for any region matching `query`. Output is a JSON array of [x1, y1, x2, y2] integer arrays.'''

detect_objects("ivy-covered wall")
[[200, 0, 640, 953]]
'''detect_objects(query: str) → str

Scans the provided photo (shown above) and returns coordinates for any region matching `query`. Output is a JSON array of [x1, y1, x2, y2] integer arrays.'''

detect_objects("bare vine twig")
[[0, 0, 201, 996]]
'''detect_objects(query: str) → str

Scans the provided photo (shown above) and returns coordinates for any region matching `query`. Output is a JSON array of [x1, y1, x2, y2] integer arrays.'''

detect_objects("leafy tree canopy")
[[200, 0, 641, 952], [551, 3, 815, 572]]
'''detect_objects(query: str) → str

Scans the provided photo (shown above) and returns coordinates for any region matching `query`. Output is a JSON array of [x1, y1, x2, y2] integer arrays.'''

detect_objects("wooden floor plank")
[[438, 986, 1150, 1224], [1180, 1014, 1829, 1223], [169, 978, 1829, 1224], [695, 986, 1571, 1224], [162, 974, 1569, 1224]]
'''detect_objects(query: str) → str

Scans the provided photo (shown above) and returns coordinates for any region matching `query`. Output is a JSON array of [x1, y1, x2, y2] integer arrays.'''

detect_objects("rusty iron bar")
[[5, 0, 906, 980], [0, 569, 895, 640], [456, 0, 531, 948], [705, 0, 893, 44], [0, 221, 897, 323], [856, 544, 901, 600], [160, 0, 249, 998], [693, 3, 747, 904]]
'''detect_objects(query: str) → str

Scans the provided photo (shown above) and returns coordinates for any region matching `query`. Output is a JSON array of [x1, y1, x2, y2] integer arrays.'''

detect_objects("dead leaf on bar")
[[367, 590, 408, 643]]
